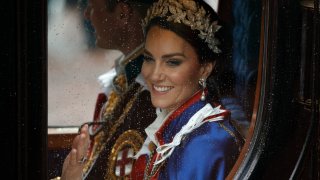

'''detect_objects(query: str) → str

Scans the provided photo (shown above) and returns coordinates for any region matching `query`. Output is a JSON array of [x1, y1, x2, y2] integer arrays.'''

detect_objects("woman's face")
[[142, 26, 212, 111]]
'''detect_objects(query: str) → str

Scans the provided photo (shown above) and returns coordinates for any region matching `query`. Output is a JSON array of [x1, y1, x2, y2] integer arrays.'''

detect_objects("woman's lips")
[[152, 85, 173, 94]]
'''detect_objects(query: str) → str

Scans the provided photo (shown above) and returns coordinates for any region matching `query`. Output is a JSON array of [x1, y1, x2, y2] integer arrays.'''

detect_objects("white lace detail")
[[98, 68, 116, 87], [153, 104, 226, 165]]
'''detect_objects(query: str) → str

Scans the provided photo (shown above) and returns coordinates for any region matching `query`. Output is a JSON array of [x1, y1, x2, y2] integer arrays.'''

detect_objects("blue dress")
[[132, 90, 243, 180]]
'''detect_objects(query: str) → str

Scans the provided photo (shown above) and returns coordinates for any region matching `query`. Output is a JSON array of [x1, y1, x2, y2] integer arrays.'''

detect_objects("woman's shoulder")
[[185, 115, 243, 153]]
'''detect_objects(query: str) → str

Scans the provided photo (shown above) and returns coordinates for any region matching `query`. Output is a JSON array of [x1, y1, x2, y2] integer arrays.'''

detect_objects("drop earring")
[[199, 78, 206, 101]]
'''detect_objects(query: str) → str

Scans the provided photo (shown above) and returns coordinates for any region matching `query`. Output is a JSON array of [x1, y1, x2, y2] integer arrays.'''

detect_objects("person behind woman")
[[130, 0, 244, 179], [58, 1, 156, 179]]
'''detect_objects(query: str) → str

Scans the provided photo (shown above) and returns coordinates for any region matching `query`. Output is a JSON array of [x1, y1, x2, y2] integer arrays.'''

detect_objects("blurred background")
[[48, 0, 121, 128]]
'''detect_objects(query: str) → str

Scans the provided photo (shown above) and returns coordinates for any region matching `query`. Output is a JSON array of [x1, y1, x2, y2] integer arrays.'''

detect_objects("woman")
[[130, 0, 243, 179], [61, 0, 242, 179]]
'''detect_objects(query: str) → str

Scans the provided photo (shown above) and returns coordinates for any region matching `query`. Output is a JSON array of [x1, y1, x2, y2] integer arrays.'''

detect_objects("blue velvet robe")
[[133, 91, 243, 180]]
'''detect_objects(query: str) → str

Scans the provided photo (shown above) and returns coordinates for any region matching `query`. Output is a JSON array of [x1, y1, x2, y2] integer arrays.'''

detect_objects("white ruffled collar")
[[145, 108, 171, 146], [133, 108, 170, 159], [97, 53, 125, 95], [134, 102, 227, 162]]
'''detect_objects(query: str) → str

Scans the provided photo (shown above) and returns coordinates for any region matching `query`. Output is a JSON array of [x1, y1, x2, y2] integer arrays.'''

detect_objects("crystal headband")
[[142, 0, 222, 53]]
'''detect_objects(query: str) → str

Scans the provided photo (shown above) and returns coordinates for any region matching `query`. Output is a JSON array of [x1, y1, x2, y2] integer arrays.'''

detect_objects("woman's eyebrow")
[[143, 49, 186, 59], [143, 49, 153, 56], [162, 53, 186, 59]]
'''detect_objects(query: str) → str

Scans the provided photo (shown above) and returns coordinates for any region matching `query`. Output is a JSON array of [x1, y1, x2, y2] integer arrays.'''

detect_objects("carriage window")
[[48, 0, 120, 177], [48, 0, 120, 129], [47, 0, 261, 179]]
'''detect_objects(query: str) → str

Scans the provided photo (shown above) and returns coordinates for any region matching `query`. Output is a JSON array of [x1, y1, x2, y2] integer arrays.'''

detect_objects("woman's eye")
[[166, 59, 182, 66], [143, 55, 154, 63]]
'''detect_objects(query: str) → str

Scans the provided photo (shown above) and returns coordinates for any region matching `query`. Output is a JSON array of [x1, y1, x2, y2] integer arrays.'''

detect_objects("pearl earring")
[[199, 78, 206, 101]]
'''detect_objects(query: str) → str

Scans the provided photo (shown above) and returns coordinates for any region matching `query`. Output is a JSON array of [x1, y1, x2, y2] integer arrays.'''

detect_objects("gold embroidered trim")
[[142, 0, 222, 53], [82, 73, 128, 176], [103, 74, 128, 117], [103, 90, 120, 116], [82, 83, 142, 178], [105, 130, 145, 179], [103, 85, 143, 144], [82, 131, 106, 176], [143, 151, 166, 180], [112, 74, 127, 94]]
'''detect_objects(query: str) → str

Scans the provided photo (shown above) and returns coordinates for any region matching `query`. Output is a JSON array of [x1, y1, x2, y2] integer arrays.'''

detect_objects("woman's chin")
[[151, 100, 169, 110], [151, 100, 179, 112]]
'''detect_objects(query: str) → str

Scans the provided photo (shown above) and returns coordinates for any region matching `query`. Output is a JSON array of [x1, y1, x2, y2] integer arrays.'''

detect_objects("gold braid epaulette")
[[142, 0, 222, 53], [104, 74, 127, 115]]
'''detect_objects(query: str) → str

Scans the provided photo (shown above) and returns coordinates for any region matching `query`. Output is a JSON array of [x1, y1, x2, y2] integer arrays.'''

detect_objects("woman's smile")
[[152, 85, 174, 93]]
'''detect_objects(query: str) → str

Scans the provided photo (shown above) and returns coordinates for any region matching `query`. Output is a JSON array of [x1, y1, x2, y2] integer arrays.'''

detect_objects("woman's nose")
[[149, 63, 165, 81]]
